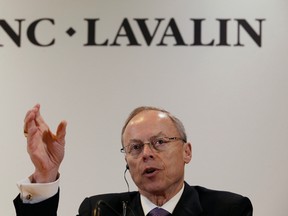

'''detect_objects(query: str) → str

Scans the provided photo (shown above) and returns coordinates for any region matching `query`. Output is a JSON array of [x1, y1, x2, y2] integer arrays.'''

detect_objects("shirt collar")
[[140, 183, 184, 215]]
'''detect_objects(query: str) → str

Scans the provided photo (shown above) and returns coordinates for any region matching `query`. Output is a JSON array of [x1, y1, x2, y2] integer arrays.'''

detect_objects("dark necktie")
[[147, 207, 172, 216]]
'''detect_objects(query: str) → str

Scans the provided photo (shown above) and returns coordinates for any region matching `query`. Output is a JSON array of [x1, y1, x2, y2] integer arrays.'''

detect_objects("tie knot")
[[147, 207, 171, 216]]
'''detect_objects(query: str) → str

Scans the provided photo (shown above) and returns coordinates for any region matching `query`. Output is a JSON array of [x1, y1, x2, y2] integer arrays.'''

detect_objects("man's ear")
[[183, 142, 192, 164]]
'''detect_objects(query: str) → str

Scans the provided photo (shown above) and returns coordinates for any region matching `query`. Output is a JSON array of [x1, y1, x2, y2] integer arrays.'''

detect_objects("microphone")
[[92, 165, 132, 216], [122, 201, 127, 216], [94, 200, 122, 216]]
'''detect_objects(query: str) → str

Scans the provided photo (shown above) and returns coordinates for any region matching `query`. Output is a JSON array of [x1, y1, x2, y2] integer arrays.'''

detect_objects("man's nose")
[[142, 142, 155, 157]]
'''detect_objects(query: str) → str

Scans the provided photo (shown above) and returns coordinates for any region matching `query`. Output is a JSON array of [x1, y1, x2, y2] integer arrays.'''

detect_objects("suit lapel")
[[126, 192, 145, 216], [172, 182, 205, 216]]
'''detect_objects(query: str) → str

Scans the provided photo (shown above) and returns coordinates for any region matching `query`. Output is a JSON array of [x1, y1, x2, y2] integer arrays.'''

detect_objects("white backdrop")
[[1, 0, 288, 215]]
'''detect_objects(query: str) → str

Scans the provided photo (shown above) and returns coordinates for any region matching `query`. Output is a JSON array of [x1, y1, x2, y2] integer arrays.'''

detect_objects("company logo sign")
[[0, 18, 265, 47]]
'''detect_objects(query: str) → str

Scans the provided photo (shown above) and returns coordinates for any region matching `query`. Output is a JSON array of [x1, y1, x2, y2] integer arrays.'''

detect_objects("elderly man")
[[14, 104, 253, 216]]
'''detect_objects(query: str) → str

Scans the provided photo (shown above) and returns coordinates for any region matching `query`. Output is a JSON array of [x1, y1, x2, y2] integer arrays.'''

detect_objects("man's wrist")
[[31, 170, 60, 183]]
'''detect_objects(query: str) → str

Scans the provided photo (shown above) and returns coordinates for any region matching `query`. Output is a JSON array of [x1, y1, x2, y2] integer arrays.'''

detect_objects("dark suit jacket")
[[14, 182, 253, 216]]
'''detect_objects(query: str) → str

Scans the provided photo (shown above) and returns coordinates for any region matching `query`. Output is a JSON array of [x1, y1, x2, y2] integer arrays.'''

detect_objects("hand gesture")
[[23, 104, 67, 183]]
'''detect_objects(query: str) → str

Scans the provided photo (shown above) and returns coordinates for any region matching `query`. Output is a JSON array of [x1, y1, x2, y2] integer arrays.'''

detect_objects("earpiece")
[[126, 164, 129, 170]]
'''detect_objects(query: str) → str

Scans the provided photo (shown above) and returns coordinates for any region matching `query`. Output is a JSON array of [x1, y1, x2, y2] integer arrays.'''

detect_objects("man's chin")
[[139, 183, 166, 195]]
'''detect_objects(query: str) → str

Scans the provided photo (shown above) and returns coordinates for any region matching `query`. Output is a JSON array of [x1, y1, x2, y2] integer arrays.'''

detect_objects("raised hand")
[[23, 104, 67, 183]]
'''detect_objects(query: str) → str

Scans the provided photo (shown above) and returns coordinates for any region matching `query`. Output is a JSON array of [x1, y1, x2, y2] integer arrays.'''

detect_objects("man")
[[14, 104, 253, 216]]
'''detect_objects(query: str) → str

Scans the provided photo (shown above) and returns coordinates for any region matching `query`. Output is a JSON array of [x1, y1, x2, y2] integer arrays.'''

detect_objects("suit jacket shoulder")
[[192, 185, 253, 216]]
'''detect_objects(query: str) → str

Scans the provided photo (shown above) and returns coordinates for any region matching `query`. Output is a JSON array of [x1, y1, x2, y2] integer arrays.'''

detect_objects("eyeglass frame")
[[120, 136, 185, 157]]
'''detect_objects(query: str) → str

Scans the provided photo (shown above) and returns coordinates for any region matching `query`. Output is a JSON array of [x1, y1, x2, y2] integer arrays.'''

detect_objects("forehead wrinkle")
[[123, 110, 179, 145], [128, 132, 166, 143]]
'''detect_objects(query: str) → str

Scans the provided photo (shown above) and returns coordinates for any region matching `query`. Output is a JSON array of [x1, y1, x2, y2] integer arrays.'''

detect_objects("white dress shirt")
[[140, 183, 184, 215]]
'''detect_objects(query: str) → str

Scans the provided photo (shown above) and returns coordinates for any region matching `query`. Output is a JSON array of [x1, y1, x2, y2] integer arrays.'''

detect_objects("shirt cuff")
[[17, 177, 60, 204]]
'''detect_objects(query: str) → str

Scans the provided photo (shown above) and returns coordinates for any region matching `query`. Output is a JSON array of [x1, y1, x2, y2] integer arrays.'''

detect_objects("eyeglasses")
[[120, 137, 185, 157]]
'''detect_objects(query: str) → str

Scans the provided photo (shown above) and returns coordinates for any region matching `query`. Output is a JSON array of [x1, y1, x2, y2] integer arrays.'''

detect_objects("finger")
[[24, 104, 39, 121], [34, 104, 50, 133], [24, 110, 32, 125], [24, 106, 35, 131], [42, 129, 56, 146], [56, 121, 67, 145], [41, 121, 66, 146], [24, 111, 38, 138], [24, 104, 40, 131]]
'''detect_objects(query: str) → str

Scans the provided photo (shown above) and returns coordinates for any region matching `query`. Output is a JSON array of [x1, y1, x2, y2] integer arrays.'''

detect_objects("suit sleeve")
[[13, 190, 59, 216], [77, 197, 93, 216], [230, 196, 253, 216]]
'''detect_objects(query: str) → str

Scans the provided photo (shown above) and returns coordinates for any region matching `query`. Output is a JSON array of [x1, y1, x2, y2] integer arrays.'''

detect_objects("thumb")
[[56, 120, 67, 145]]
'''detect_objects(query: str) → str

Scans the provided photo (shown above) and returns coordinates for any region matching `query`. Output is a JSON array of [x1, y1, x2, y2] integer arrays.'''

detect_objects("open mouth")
[[144, 168, 157, 174]]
